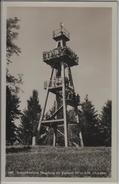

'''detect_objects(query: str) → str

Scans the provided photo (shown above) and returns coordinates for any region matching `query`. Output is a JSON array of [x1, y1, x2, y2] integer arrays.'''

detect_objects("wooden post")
[[53, 100, 57, 147], [68, 67, 74, 89], [79, 131, 84, 147], [68, 66, 84, 147], [75, 109, 84, 147], [61, 62, 68, 147], [32, 136, 36, 146], [53, 126, 57, 146]]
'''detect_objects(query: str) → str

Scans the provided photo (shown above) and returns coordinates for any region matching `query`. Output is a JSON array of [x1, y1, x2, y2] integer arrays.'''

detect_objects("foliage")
[[100, 100, 112, 146], [80, 95, 99, 146], [6, 17, 22, 145], [67, 109, 81, 146], [7, 70, 23, 94], [6, 86, 21, 145], [7, 17, 21, 64], [20, 90, 41, 145]]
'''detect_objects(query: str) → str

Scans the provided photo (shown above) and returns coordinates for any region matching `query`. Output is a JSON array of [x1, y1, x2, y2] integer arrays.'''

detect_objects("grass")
[[6, 146, 111, 177]]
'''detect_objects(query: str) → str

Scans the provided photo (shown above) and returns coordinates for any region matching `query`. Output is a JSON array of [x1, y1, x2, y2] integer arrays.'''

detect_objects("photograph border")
[[1, 1, 118, 183]]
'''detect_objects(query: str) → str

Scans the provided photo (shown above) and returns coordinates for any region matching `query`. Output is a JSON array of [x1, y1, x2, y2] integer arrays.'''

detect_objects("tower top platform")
[[43, 24, 79, 68], [43, 46, 79, 69], [53, 23, 70, 42]]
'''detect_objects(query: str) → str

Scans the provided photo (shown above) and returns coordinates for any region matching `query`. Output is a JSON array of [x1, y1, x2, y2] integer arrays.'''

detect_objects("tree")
[[6, 86, 21, 145], [100, 100, 112, 146], [6, 17, 22, 145], [7, 17, 21, 64], [67, 109, 81, 146], [80, 95, 99, 146], [20, 90, 41, 145]]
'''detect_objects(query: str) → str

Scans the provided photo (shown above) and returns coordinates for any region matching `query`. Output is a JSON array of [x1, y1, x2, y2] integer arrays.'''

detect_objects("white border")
[[1, 1, 118, 183]]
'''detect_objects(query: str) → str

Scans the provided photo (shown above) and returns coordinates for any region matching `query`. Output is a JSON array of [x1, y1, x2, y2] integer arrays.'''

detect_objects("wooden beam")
[[41, 119, 64, 124], [68, 66, 84, 147], [48, 105, 63, 120], [37, 68, 54, 131], [62, 62, 68, 147], [48, 85, 62, 90], [57, 129, 64, 136], [53, 126, 57, 147], [75, 107, 84, 147], [58, 123, 77, 127], [68, 66, 75, 89]]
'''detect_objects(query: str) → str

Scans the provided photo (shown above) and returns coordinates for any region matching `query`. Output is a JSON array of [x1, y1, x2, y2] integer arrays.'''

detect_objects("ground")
[[6, 146, 111, 177]]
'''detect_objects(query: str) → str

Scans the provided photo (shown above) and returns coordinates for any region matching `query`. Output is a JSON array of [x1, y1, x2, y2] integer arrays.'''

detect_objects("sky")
[[7, 6, 112, 113]]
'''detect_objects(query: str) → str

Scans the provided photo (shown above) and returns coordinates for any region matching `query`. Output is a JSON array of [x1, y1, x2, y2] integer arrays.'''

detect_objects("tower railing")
[[43, 46, 79, 64], [44, 78, 62, 89], [49, 78, 62, 88]]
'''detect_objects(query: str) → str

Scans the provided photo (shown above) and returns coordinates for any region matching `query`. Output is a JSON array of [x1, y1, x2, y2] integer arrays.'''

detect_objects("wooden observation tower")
[[38, 23, 84, 147]]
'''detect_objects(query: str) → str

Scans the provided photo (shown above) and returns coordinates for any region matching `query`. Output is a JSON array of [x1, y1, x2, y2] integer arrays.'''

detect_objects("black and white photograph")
[[1, 1, 117, 183]]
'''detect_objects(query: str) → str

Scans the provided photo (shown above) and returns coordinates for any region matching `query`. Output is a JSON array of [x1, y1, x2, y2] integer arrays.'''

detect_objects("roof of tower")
[[53, 23, 70, 42]]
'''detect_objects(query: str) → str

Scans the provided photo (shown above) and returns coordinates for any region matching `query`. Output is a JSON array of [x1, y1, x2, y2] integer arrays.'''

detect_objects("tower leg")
[[53, 126, 57, 146], [32, 136, 36, 146], [37, 68, 54, 137], [37, 90, 49, 132], [68, 66, 74, 89], [76, 110, 84, 147], [61, 62, 68, 147], [79, 131, 84, 147], [68, 66, 84, 147]]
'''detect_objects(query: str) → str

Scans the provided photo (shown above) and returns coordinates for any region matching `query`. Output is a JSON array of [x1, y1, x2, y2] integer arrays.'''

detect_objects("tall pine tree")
[[20, 90, 41, 145], [6, 87, 21, 145], [6, 17, 22, 145], [80, 95, 99, 146], [100, 100, 112, 146]]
